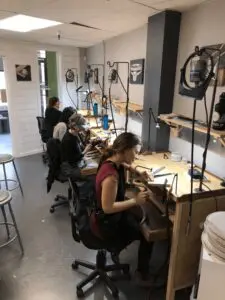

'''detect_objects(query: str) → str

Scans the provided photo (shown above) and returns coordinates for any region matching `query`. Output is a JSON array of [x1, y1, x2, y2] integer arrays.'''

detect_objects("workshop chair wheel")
[[50, 207, 55, 213], [122, 265, 130, 275], [112, 291, 119, 299], [54, 196, 59, 202], [71, 261, 79, 270], [76, 288, 84, 298]]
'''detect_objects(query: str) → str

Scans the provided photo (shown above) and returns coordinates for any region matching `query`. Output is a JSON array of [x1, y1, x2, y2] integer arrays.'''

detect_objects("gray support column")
[[142, 11, 181, 151]]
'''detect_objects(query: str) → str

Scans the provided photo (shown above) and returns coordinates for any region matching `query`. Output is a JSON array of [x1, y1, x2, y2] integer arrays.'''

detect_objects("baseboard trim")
[[14, 148, 43, 158]]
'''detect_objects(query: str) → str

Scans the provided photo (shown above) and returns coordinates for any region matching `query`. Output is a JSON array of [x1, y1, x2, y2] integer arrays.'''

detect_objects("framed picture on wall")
[[15, 64, 32, 81], [130, 59, 145, 84]]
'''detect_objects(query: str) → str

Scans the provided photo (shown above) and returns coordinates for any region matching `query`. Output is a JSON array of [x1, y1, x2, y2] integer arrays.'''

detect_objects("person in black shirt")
[[44, 96, 62, 138], [61, 115, 94, 201], [61, 115, 91, 178]]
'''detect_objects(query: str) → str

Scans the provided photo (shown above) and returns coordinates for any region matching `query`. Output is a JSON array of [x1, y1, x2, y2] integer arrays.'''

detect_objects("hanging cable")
[[107, 61, 130, 132], [65, 68, 79, 110], [186, 99, 197, 235], [108, 81, 117, 137], [87, 79, 98, 128], [199, 54, 221, 191], [66, 81, 78, 110], [203, 95, 209, 127]]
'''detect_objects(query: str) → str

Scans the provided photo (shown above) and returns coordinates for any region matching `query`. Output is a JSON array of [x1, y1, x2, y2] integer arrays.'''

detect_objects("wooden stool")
[[0, 190, 24, 254], [0, 154, 23, 195]]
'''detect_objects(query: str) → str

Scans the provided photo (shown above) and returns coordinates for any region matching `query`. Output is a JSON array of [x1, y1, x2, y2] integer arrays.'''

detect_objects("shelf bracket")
[[218, 137, 225, 147]]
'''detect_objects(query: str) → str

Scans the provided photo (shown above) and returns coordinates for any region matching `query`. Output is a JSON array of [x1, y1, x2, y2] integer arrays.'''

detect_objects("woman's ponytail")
[[98, 147, 115, 169]]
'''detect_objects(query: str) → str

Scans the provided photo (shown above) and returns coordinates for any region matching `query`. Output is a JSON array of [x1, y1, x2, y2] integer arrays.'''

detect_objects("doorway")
[[0, 57, 12, 154], [38, 50, 59, 117]]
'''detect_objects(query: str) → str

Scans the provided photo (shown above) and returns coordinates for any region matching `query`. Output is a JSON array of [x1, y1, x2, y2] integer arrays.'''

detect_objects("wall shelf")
[[159, 113, 225, 147], [112, 100, 143, 117], [92, 93, 143, 118]]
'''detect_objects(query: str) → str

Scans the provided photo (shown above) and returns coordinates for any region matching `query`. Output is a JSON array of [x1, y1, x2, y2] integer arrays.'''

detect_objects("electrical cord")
[[65, 68, 79, 110], [201, 182, 218, 211], [199, 55, 221, 191], [186, 99, 197, 236], [113, 69, 129, 132], [66, 81, 78, 110], [109, 81, 117, 136], [107, 61, 130, 132], [87, 80, 99, 128], [203, 95, 209, 127]]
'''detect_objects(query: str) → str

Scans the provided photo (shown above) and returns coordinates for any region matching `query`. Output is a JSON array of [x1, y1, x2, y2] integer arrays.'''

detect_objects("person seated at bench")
[[90, 132, 154, 286], [45, 96, 62, 138], [53, 106, 75, 141], [61, 115, 93, 199]]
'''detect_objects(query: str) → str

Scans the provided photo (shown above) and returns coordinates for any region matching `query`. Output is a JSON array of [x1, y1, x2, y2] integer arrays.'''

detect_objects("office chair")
[[46, 138, 71, 213], [36, 116, 48, 164], [68, 178, 130, 299]]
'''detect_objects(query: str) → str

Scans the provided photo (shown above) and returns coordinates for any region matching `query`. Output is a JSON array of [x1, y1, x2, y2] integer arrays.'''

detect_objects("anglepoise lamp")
[[179, 45, 221, 234]]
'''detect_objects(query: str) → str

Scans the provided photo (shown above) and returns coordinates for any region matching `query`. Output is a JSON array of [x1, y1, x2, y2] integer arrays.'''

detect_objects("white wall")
[[171, 0, 225, 177], [0, 39, 79, 157], [86, 25, 147, 136]]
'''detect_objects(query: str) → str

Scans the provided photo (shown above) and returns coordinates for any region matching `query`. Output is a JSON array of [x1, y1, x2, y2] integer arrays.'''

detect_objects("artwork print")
[[15, 64, 32, 81], [130, 59, 145, 84]]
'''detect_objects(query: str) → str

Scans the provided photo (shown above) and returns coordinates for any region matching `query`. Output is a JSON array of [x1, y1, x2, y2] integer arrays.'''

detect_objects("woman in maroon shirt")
[[91, 132, 153, 285]]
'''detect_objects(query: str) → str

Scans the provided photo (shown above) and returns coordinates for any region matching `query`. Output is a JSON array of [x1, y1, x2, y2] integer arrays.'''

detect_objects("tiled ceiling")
[[0, 0, 209, 48]]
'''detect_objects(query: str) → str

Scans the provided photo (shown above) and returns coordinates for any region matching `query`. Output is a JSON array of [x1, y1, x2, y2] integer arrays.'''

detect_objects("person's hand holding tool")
[[135, 191, 149, 205]]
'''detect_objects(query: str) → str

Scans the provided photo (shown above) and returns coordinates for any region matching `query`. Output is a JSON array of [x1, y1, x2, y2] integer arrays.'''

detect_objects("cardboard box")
[[0, 89, 7, 103]]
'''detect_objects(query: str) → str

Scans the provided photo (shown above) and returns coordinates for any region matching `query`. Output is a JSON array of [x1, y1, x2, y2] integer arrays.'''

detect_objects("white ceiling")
[[0, 0, 208, 48]]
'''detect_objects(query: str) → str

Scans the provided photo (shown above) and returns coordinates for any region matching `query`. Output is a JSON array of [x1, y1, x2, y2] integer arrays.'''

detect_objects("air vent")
[[70, 21, 101, 30]]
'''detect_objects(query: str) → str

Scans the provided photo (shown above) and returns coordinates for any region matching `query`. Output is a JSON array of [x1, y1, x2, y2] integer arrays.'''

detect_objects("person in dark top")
[[53, 106, 75, 141], [44, 96, 62, 138], [61, 115, 93, 201], [61, 114, 91, 167], [90, 132, 154, 286]]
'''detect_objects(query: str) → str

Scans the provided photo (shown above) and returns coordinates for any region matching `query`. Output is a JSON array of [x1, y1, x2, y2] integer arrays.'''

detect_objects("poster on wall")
[[15, 64, 32, 81], [130, 59, 145, 84], [202, 44, 225, 86]]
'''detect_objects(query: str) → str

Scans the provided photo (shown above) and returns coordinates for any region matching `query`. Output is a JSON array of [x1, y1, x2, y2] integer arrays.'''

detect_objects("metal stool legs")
[[8, 202, 24, 254], [12, 160, 24, 196], [2, 162, 8, 190], [0, 159, 23, 195], [0, 203, 24, 255], [1, 206, 10, 239]]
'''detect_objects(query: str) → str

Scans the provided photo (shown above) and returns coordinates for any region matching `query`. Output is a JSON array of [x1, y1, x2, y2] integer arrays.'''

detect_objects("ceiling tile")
[[0, 0, 208, 47], [0, 0, 57, 13], [133, 0, 205, 10]]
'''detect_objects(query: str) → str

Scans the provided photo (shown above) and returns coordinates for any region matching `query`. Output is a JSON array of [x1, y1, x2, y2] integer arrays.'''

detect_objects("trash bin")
[[0, 119, 3, 133], [2, 118, 10, 133]]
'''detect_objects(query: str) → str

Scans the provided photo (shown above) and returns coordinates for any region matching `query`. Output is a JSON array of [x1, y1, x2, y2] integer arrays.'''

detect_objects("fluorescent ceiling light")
[[0, 14, 62, 32]]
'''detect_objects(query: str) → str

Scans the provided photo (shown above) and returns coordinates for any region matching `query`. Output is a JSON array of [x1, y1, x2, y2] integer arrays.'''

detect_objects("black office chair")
[[68, 178, 130, 299], [46, 138, 71, 213], [36, 116, 49, 164]]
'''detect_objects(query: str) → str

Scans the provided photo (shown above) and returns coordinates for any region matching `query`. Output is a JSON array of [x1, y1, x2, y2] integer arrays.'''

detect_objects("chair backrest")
[[46, 138, 63, 192], [68, 178, 102, 249], [36, 116, 50, 143], [36, 116, 45, 133]]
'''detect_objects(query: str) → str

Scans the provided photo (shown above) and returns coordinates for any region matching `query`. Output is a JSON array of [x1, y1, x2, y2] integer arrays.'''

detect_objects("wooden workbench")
[[132, 153, 225, 300], [81, 158, 99, 176]]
